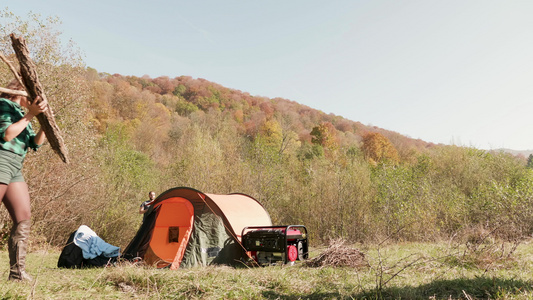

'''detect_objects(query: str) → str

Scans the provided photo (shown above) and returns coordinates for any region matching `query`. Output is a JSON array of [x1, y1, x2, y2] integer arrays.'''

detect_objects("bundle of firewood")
[[303, 239, 368, 268]]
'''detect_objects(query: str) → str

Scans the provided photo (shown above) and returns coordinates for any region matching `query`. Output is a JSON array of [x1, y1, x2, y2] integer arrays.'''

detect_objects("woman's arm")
[[34, 128, 46, 145], [3, 97, 47, 142], [4, 113, 34, 142]]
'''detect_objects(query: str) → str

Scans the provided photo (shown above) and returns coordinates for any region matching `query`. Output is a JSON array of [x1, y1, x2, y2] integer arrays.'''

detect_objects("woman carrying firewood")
[[0, 79, 47, 281]]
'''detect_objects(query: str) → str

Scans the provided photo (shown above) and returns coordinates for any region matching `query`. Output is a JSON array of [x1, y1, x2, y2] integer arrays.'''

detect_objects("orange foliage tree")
[[310, 121, 338, 150], [361, 132, 399, 165]]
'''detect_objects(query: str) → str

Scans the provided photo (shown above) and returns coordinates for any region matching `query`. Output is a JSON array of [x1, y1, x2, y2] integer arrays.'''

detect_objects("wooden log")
[[10, 34, 69, 163], [0, 87, 28, 97]]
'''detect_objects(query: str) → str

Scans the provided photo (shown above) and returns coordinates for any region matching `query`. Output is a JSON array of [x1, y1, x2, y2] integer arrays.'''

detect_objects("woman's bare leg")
[[2, 182, 31, 223], [0, 183, 14, 220], [3, 181, 33, 281]]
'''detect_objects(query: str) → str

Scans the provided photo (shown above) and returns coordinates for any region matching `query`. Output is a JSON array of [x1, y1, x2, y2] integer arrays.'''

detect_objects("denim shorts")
[[0, 150, 25, 184]]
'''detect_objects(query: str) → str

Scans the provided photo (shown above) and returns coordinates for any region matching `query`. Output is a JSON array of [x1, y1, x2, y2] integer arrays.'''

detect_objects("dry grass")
[[3, 240, 533, 299]]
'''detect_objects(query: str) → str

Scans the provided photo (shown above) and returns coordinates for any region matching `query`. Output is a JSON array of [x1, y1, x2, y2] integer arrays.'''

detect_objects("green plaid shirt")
[[0, 98, 40, 157]]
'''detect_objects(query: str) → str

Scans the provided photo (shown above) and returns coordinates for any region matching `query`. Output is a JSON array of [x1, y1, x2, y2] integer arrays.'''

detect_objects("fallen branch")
[[0, 52, 25, 87], [0, 52, 27, 97], [10, 34, 69, 163], [0, 86, 28, 97]]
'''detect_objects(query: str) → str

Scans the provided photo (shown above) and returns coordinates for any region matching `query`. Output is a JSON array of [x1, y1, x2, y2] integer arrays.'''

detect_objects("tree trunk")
[[10, 34, 69, 163]]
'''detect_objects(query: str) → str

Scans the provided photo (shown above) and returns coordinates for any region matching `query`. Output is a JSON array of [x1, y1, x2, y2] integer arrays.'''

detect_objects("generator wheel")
[[297, 241, 305, 260]]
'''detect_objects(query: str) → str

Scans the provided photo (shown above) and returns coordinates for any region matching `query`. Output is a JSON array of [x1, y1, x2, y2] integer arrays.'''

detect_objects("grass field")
[[2, 240, 533, 299]]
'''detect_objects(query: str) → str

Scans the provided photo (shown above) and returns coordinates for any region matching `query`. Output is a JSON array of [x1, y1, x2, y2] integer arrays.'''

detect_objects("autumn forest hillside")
[[1, 11, 533, 249], [90, 71, 434, 162]]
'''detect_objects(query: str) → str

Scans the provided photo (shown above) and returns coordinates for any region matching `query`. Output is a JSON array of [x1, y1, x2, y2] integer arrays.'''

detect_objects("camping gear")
[[242, 225, 308, 265], [58, 225, 119, 268], [73, 225, 120, 259], [123, 187, 272, 269], [8, 219, 32, 281]]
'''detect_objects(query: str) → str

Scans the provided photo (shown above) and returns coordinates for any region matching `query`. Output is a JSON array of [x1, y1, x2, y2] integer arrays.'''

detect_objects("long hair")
[[0, 79, 24, 99]]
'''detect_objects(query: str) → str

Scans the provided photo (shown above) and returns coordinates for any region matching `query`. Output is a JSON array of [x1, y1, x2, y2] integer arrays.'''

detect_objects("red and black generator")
[[242, 225, 308, 265]]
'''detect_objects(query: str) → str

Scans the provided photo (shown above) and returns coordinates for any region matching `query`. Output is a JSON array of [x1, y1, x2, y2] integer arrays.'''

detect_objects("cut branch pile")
[[303, 239, 368, 268]]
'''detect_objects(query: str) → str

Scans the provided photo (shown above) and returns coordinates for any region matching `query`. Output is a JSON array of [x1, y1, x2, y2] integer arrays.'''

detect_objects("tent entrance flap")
[[146, 197, 194, 266]]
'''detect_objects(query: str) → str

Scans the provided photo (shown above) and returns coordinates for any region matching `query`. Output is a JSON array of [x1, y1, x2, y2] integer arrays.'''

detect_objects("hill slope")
[[89, 72, 435, 159]]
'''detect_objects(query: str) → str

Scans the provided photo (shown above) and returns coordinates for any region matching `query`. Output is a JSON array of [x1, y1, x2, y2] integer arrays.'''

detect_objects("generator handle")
[[241, 225, 307, 238]]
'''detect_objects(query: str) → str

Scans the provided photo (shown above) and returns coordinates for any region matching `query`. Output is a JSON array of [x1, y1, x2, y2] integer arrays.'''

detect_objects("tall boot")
[[8, 219, 33, 281]]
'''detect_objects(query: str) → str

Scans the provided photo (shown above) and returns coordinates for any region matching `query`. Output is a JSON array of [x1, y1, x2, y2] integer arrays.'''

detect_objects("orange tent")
[[123, 187, 272, 268]]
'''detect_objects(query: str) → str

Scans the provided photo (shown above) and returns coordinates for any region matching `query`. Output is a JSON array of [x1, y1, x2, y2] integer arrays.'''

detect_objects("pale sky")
[[6, 1, 533, 150]]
